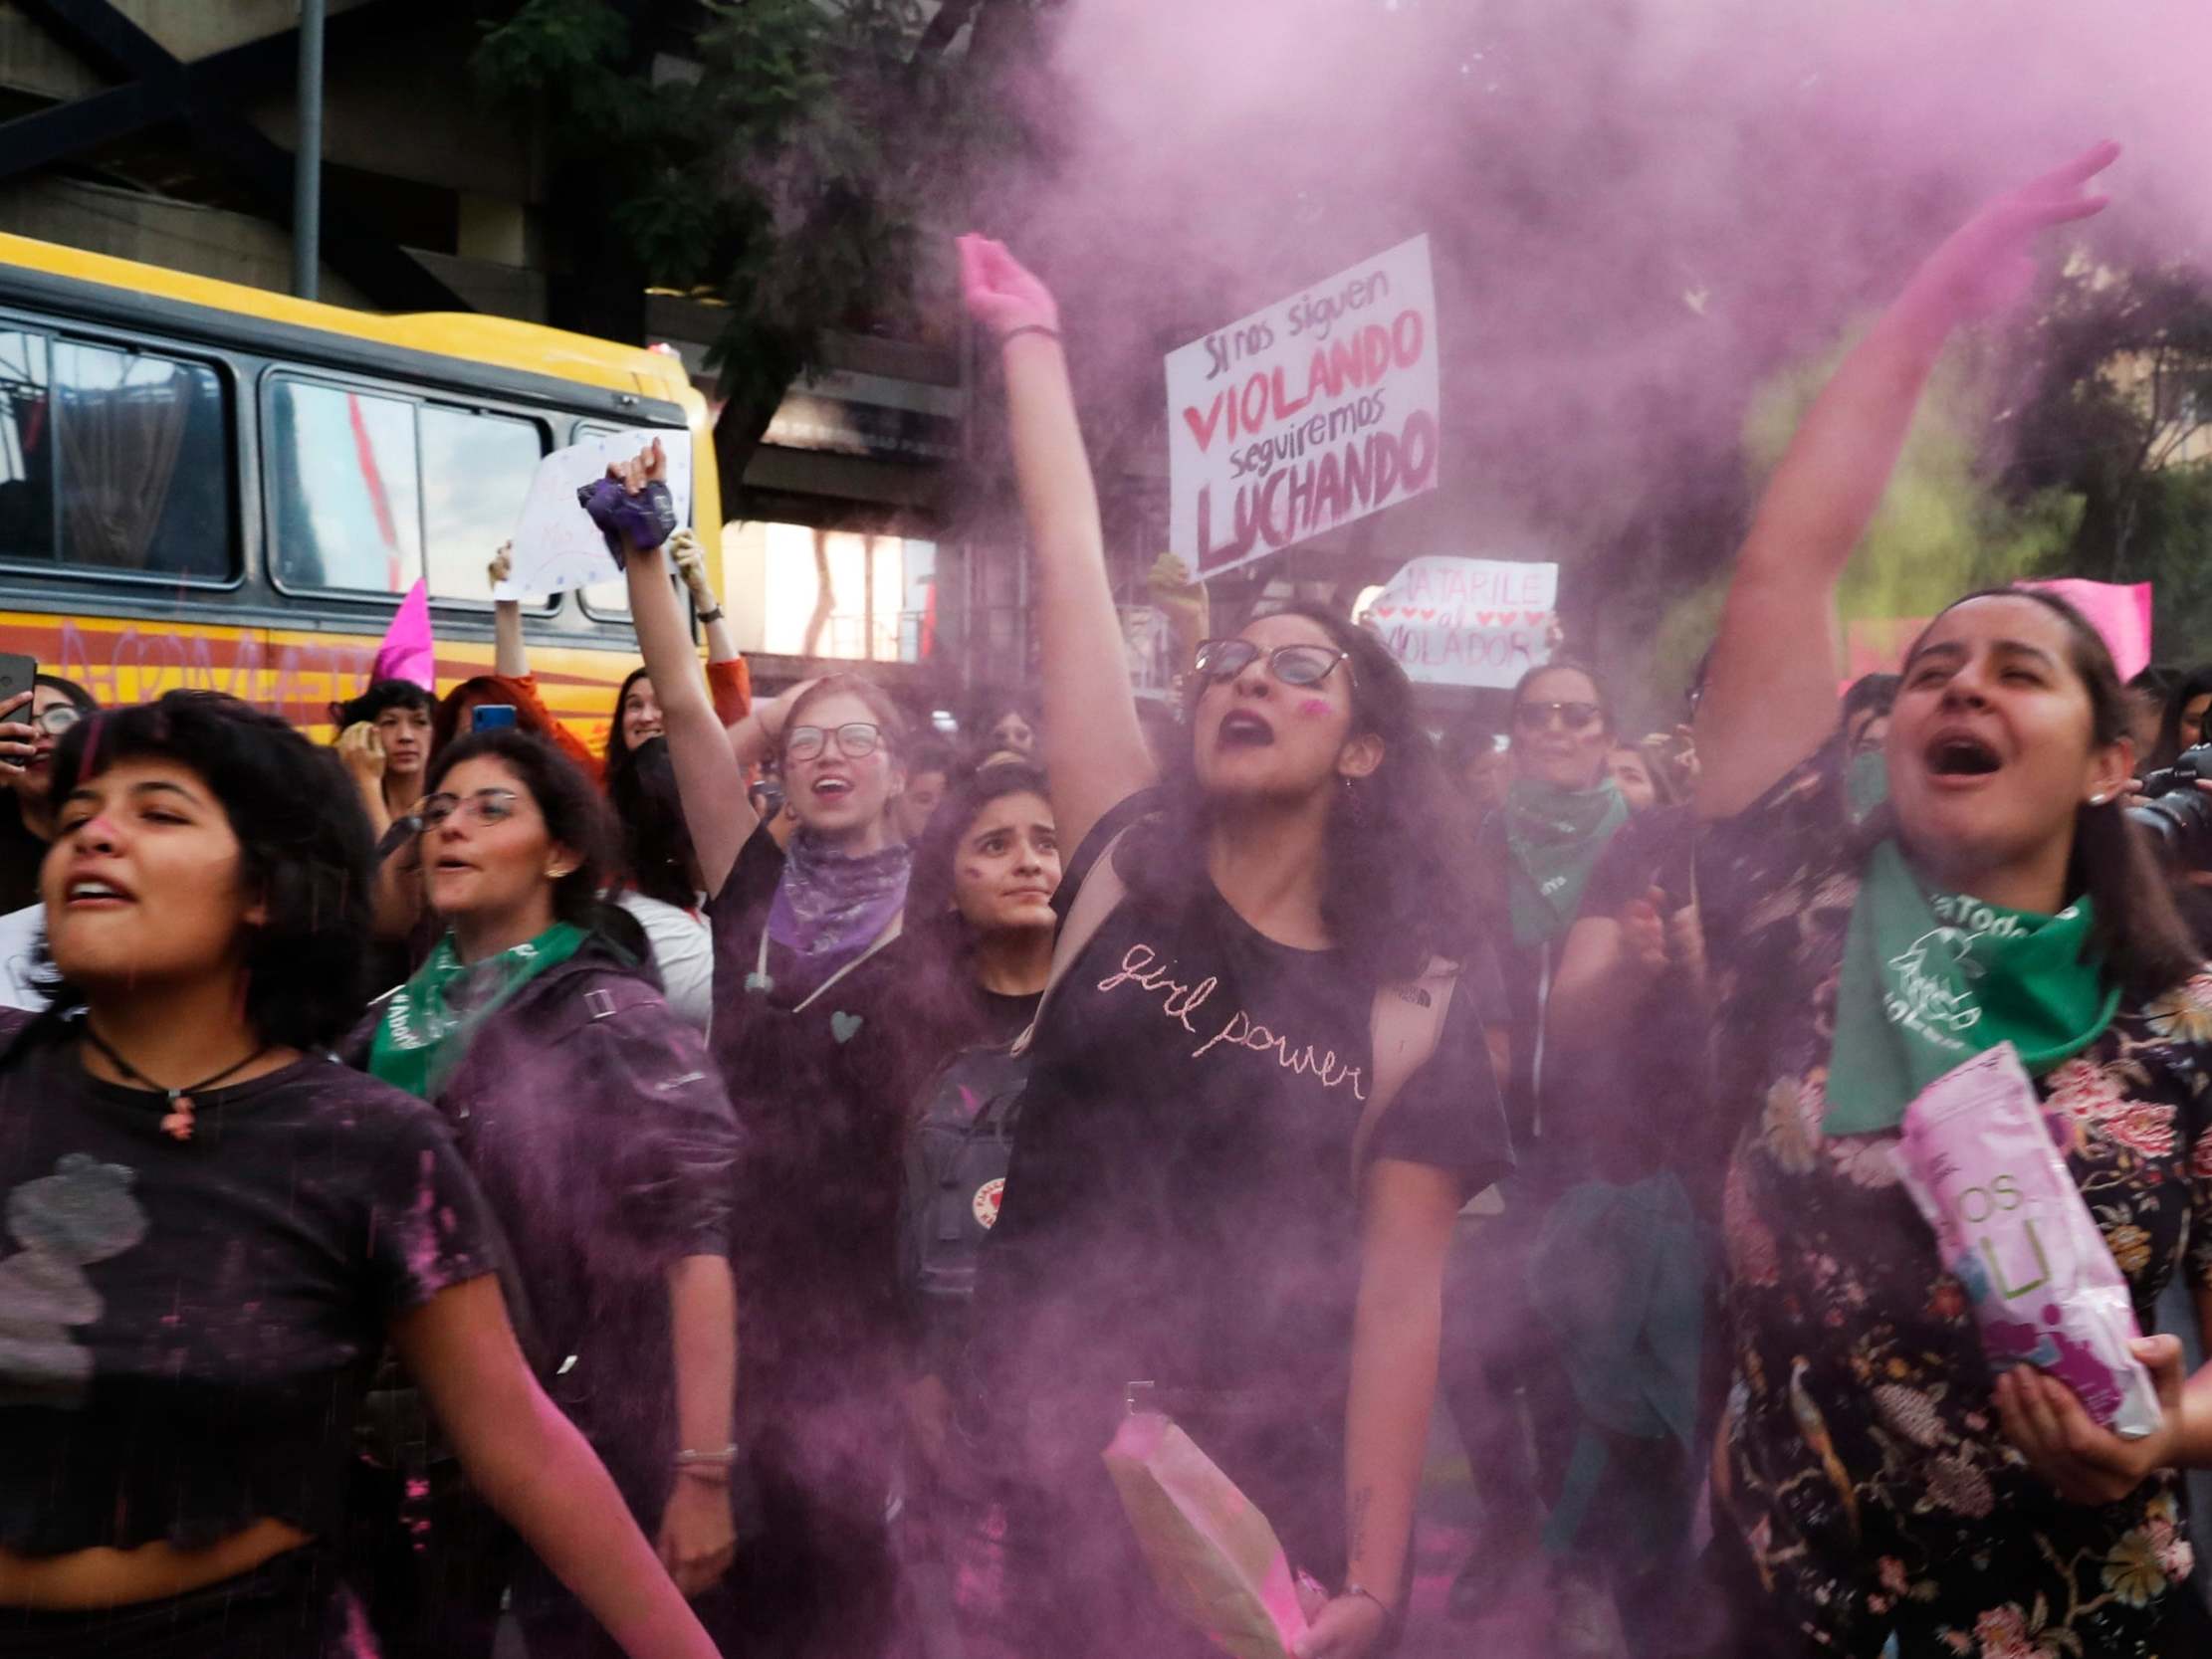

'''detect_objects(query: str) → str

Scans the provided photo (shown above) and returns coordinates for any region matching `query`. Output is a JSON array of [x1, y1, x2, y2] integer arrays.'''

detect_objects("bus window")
[[268, 376, 423, 594], [420, 405, 544, 602], [53, 341, 231, 579], [0, 333, 232, 580], [0, 331, 52, 564]]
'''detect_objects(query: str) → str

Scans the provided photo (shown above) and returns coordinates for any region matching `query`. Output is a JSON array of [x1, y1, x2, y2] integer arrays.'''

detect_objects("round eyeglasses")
[[1192, 638, 1353, 690], [785, 722, 882, 762], [33, 704, 83, 736]]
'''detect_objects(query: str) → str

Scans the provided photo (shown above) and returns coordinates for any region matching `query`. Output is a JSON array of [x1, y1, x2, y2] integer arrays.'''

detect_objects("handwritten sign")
[[1365, 556, 1556, 689], [1166, 236, 1440, 581], [495, 427, 693, 601]]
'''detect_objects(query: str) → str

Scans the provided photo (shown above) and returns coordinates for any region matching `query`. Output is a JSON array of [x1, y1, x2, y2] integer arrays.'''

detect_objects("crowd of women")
[[0, 140, 2210, 1659]]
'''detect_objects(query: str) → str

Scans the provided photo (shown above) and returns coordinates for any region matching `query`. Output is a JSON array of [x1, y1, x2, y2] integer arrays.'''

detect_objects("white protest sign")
[[1365, 556, 1556, 688], [496, 427, 694, 600], [1167, 235, 1440, 582]]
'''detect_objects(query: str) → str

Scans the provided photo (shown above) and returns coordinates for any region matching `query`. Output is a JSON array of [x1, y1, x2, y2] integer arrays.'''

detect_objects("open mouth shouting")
[[1216, 710, 1275, 749], [810, 773, 856, 804], [63, 875, 133, 910], [1923, 729, 2004, 785]]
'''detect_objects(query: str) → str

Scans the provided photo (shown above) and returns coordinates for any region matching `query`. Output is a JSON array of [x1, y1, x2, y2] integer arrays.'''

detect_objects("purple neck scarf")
[[767, 833, 911, 965]]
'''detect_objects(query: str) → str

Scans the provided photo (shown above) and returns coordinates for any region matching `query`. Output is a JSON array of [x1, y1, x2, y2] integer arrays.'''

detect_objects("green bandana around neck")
[[1822, 840, 2118, 1135], [369, 922, 589, 1100], [1502, 776, 1630, 948]]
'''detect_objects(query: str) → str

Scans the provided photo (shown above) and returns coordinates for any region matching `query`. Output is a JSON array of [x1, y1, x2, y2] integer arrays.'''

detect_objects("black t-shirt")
[[707, 825, 919, 1399], [982, 800, 1510, 1426], [0, 1014, 495, 1555]]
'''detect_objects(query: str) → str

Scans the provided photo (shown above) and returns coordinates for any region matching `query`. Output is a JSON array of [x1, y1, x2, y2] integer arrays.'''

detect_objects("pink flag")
[[371, 579, 436, 691], [2016, 578, 2152, 682]]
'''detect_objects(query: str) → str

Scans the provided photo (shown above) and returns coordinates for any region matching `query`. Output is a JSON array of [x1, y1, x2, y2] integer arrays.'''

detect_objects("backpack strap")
[[1350, 954, 1460, 1185], [1009, 825, 1136, 1058]]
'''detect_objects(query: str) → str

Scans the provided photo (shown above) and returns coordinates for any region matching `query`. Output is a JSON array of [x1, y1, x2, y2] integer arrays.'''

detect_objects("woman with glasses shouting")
[[607, 437, 921, 1659], [955, 235, 1507, 1659], [357, 727, 742, 1657]]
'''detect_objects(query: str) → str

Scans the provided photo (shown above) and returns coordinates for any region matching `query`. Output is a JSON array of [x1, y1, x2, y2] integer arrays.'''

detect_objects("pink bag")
[[1894, 1043, 2160, 1438], [1101, 1411, 1309, 1659]]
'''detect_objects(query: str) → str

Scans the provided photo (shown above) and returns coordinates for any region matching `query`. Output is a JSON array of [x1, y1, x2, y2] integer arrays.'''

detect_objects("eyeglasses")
[[1513, 701, 1605, 733], [418, 788, 524, 830], [34, 705, 82, 736], [785, 722, 882, 762], [1193, 638, 1353, 690]]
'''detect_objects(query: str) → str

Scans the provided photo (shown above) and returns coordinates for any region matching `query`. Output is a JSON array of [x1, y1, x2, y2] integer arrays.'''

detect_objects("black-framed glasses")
[[1193, 638, 1353, 690], [785, 722, 882, 762], [1513, 700, 1604, 733], [418, 788, 523, 830], [33, 705, 82, 736]]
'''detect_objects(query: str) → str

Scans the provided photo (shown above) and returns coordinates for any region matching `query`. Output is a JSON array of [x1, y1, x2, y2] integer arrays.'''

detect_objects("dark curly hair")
[[1120, 602, 1474, 982], [329, 679, 434, 733], [421, 730, 630, 946], [904, 760, 1055, 937], [37, 691, 376, 1048]]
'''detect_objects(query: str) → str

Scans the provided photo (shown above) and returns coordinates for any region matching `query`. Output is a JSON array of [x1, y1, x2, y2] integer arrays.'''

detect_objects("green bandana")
[[1846, 749, 1889, 824], [368, 923, 589, 1100], [1503, 777, 1631, 948], [1823, 841, 2118, 1135]]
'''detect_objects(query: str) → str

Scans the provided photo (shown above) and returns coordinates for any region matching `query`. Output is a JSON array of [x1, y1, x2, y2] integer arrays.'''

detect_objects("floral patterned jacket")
[[1698, 752, 2212, 1658]]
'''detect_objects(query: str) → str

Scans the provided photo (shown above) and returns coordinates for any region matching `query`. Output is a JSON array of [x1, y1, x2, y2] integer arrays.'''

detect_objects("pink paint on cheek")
[[1296, 699, 1331, 719]]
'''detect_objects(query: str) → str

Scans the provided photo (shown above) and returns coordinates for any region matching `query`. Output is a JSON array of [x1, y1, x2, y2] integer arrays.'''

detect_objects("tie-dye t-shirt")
[[0, 1012, 495, 1555]]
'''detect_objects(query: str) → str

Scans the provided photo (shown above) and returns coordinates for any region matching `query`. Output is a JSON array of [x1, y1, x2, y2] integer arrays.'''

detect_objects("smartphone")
[[0, 654, 34, 714], [471, 704, 519, 732]]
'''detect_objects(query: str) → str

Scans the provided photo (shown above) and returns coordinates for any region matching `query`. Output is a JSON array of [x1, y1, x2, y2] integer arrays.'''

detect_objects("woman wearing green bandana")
[[1691, 145, 2212, 1659], [355, 728, 745, 1657], [1445, 657, 1631, 1624]]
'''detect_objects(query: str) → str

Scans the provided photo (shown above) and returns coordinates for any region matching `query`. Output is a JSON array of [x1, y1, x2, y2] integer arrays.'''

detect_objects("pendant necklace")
[[79, 1026, 275, 1142]]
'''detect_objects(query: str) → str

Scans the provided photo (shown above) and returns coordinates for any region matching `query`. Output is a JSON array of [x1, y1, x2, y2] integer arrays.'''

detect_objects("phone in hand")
[[471, 704, 519, 732], [0, 654, 34, 715]]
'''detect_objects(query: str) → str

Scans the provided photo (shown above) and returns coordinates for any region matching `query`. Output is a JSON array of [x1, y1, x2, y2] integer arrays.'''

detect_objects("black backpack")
[[901, 1044, 1031, 1321]]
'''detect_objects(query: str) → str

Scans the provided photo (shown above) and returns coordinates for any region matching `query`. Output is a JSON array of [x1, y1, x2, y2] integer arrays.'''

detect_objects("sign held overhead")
[[1166, 236, 1440, 582], [1366, 556, 1556, 689]]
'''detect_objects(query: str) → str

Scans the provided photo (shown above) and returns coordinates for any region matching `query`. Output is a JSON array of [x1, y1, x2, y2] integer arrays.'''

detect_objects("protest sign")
[[1167, 236, 1440, 581], [495, 428, 694, 601], [1365, 556, 1557, 688], [2016, 578, 2152, 682]]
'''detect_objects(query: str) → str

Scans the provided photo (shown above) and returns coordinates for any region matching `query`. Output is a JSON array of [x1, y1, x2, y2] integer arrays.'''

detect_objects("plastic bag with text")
[[1893, 1043, 2161, 1439], [1101, 1411, 1310, 1659]]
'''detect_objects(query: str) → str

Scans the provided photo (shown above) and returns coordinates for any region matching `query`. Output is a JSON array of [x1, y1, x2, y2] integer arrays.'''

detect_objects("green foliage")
[[473, 0, 1035, 427]]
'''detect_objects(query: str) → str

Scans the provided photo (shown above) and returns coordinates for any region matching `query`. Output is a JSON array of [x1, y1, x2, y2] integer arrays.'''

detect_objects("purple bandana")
[[767, 833, 911, 966]]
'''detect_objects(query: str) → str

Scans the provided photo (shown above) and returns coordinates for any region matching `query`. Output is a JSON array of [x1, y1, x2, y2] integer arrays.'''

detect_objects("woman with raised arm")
[[332, 680, 436, 843], [0, 692, 719, 1659], [956, 236, 1509, 1659], [616, 438, 920, 1659], [1692, 146, 2212, 1658]]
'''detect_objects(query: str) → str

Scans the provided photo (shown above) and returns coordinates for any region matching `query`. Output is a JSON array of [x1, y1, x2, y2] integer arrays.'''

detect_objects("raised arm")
[[1695, 143, 2117, 819], [490, 543, 530, 678], [618, 443, 757, 896], [960, 235, 1154, 853]]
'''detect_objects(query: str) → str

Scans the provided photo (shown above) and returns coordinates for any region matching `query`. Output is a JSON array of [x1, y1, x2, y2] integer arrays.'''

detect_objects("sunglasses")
[[418, 787, 523, 830], [1513, 700, 1605, 733], [1193, 638, 1353, 690], [785, 722, 882, 762]]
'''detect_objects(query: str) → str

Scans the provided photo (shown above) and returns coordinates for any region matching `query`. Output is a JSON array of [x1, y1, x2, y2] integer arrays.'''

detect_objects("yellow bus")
[[0, 231, 719, 751]]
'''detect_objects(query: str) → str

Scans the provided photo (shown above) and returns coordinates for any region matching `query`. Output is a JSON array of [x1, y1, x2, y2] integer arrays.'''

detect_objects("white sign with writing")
[[1166, 235, 1440, 582], [1366, 556, 1557, 688], [496, 427, 694, 600]]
